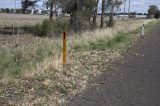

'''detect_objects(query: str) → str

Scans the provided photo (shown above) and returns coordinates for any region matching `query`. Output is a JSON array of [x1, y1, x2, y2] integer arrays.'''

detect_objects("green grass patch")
[[74, 32, 131, 51]]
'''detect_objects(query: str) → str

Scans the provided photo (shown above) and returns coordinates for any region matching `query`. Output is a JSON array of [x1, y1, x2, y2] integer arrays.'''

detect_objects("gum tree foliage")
[[21, 0, 39, 14], [43, 0, 123, 31], [155, 10, 160, 19], [64, 0, 96, 31], [43, 0, 61, 19], [107, 0, 123, 27], [43, 0, 97, 31], [148, 5, 160, 18]]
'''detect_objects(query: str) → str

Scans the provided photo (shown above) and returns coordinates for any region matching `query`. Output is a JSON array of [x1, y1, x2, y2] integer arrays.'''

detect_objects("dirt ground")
[[66, 22, 160, 106]]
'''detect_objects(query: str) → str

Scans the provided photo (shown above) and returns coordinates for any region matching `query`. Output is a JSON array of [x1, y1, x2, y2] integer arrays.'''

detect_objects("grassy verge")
[[0, 19, 157, 79], [74, 32, 131, 51], [0, 38, 62, 78], [0, 19, 158, 106], [0, 19, 151, 79]]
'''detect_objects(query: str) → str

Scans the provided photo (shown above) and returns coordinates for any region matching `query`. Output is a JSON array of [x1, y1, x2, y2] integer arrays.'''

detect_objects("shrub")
[[35, 20, 50, 37], [35, 18, 71, 37]]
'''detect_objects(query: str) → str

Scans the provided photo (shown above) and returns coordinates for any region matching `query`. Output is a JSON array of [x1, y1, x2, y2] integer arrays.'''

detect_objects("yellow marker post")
[[63, 32, 67, 65]]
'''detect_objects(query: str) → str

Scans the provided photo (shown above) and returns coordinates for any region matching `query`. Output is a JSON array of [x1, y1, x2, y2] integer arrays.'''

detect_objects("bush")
[[129, 12, 137, 18], [35, 20, 50, 37], [35, 18, 71, 37]]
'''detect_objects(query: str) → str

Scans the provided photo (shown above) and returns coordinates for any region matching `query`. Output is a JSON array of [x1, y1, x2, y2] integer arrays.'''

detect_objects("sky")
[[120, 0, 160, 13], [0, 0, 160, 13]]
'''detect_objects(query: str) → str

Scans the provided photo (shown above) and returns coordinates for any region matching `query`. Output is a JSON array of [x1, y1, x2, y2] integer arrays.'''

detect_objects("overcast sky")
[[0, 0, 160, 13]]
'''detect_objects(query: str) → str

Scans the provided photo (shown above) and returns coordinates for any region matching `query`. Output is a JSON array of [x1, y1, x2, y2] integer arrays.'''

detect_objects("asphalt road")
[[66, 23, 160, 106]]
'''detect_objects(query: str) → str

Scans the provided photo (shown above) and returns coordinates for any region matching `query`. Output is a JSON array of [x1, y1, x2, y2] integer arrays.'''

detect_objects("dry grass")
[[69, 19, 154, 51], [0, 19, 157, 106], [0, 19, 156, 79], [0, 13, 49, 28], [0, 35, 36, 49]]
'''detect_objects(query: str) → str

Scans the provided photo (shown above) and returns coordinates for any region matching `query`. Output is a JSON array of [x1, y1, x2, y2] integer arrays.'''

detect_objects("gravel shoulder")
[[66, 22, 160, 106]]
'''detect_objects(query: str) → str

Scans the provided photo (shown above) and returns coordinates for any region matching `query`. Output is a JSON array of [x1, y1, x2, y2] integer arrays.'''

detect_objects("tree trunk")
[[123, 0, 126, 19], [92, 0, 99, 27], [70, 2, 78, 32], [89, 16, 91, 25], [128, 0, 130, 18], [22, 0, 28, 14], [50, 1, 54, 20], [100, 0, 105, 28], [108, 0, 114, 27]]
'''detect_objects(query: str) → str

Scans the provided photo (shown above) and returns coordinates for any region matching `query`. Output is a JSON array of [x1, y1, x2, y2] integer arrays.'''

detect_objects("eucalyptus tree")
[[43, 0, 58, 19], [21, 0, 39, 14], [108, 0, 123, 27], [92, 0, 99, 27], [63, 0, 96, 31], [100, 0, 106, 28], [148, 5, 159, 18], [128, 0, 130, 17]]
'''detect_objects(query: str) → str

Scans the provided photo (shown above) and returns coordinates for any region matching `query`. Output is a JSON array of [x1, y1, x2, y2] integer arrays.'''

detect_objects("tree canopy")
[[21, 0, 39, 14], [148, 5, 160, 18]]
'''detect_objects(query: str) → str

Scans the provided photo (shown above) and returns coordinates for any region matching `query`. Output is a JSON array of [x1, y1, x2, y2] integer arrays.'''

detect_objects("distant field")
[[0, 14, 49, 48], [0, 13, 49, 27]]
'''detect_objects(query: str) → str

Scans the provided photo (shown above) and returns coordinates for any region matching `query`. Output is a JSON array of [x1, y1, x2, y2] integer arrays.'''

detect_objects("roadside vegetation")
[[0, 19, 158, 105], [0, 19, 153, 78], [0, 0, 160, 105]]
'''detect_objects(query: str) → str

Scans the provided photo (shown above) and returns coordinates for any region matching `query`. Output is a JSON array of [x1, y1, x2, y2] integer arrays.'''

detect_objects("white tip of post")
[[141, 24, 145, 37]]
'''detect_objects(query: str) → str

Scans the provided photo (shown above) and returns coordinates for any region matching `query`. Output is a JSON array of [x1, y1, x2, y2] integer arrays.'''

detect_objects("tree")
[[42, 0, 122, 32], [155, 10, 160, 18], [43, 0, 56, 19], [5, 8, 10, 13], [123, 0, 126, 19], [92, 0, 99, 27], [49, 0, 54, 19], [10, 9, 15, 13], [108, 0, 114, 27], [100, 0, 106, 28], [43, 0, 123, 30], [108, 0, 123, 27], [128, 0, 130, 17], [64, 0, 96, 31], [21, 0, 39, 14], [85, 0, 97, 26], [129, 12, 136, 18], [148, 5, 159, 18], [16, 9, 22, 14]]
